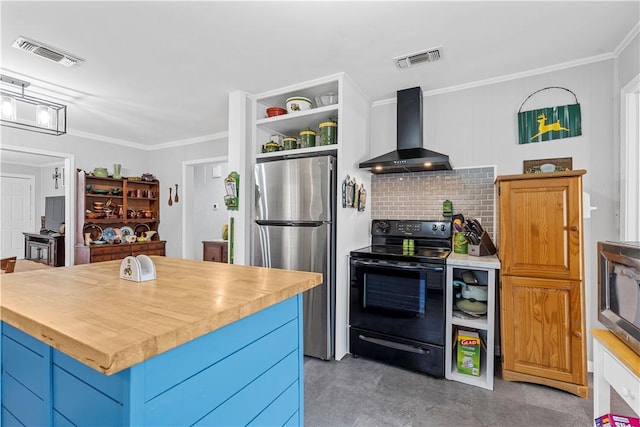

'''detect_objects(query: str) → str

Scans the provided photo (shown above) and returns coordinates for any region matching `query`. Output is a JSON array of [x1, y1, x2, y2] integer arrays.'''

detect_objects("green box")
[[457, 329, 481, 376]]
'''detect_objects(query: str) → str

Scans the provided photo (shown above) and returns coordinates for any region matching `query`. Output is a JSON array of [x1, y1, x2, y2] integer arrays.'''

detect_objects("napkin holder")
[[468, 232, 497, 257], [120, 255, 156, 282]]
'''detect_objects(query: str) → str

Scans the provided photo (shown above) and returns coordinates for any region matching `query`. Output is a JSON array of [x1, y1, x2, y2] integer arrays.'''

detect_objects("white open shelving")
[[254, 79, 340, 158], [445, 253, 500, 390]]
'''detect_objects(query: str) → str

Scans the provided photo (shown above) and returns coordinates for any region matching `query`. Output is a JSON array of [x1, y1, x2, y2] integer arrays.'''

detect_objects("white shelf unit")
[[445, 254, 500, 390], [254, 80, 340, 158], [238, 73, 372, 360]]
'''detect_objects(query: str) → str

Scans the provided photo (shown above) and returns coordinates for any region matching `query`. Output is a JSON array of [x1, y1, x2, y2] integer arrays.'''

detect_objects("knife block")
[[468, 231, 497, 257]]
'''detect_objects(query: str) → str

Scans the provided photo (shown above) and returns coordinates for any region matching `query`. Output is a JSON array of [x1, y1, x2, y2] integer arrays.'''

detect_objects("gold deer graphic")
[[530, 113, 570, 140]]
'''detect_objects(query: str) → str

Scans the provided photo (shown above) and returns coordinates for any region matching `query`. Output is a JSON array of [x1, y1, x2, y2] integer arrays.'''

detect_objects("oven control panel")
[[371, 220, 451, 239]]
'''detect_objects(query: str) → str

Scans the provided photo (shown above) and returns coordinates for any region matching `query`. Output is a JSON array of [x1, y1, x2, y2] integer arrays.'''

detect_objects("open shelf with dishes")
[[254, 78, 340, 158], [74, 170, 165, 265], [445, 255, 499, 390]]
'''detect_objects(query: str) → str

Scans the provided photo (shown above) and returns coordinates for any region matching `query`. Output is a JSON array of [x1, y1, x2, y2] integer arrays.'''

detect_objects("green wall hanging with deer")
[[517, 87, 582, 144]]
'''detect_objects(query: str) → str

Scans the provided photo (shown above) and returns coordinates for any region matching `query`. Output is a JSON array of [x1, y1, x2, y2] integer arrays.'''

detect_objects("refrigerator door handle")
[[258, 225, 271, 268], [255, 220, 327, 227]]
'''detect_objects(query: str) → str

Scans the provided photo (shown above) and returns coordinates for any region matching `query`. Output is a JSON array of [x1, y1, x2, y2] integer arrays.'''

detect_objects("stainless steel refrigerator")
[[252, 155, 335, 360]]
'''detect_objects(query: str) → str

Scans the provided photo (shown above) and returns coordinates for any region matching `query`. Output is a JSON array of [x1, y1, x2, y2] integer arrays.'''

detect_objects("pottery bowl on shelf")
[[266, 107, 287, 117], [93, 167, 108, 177], [285, 96, 312, 113]]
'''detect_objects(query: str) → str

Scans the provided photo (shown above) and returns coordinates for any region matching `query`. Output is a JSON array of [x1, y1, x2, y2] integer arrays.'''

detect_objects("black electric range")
[[349, 219, 452, 378]]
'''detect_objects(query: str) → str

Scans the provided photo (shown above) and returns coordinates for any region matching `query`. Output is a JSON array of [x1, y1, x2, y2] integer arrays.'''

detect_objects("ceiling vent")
[[12, 36, 83, 67], [394, 46, 442, 69]]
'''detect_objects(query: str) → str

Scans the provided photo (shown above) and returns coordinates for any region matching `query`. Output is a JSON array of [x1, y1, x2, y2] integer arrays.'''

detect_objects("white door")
[[0, 175, 35, 259]]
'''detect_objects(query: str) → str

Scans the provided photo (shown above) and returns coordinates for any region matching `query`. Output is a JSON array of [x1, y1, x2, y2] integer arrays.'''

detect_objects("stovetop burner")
[[351, 219, 453, 263], [350, 245, 450, 263]]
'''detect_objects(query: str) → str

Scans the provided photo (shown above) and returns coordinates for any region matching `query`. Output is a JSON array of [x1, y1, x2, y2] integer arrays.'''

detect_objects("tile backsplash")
[[370, 166, 496, 238]]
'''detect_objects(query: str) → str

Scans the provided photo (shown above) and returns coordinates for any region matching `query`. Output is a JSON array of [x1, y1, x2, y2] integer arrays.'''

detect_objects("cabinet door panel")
[[499, 177, 582, 279], [203, 241, 226, 263], [501, 276, 586, 385]]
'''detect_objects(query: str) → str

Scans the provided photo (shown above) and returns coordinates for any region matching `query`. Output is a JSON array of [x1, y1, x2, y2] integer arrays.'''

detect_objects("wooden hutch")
[[74, 170, 165, 264]]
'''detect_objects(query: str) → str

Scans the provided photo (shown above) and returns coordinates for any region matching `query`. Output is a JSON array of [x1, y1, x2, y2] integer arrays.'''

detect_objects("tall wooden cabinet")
[[74, 171, 166, 264], [496, 170, 588, 398]]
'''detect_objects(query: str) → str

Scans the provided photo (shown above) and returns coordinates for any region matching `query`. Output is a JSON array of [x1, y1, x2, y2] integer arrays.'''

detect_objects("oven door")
[[349, 257, 445, 346]]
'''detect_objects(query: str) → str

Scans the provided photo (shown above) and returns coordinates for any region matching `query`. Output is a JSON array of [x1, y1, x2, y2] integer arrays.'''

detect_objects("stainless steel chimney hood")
[[359, 87, 452, 174]]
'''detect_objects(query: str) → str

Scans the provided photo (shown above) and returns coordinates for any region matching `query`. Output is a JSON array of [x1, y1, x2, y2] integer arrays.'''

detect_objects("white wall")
[[148, 138, 228, 257], [368, 56, 633, 365], [185, 161, 229, 260]]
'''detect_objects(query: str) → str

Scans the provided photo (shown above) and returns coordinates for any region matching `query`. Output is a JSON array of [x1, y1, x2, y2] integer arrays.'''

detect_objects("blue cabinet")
[[1, 295, 304, 426]]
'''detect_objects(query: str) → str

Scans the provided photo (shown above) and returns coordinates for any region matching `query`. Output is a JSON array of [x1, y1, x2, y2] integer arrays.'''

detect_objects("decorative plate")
[[134, 223, 150, 237], [92, 189, 110, 195], [102, 227, 117, 242], [120, 226, 134, 238], [83, 223, 103, 241], [456, 299, 487, 316], [91, 240, 107, 245]]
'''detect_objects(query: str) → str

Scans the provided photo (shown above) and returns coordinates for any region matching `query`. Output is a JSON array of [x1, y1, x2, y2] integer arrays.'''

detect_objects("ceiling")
[[1, 1, 639, 150]]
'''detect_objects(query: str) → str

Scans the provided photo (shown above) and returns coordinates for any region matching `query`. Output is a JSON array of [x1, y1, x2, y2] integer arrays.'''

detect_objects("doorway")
[[0, 145, 75, 265], [181, 156, 229, 260], [0, 174, 35, 258]]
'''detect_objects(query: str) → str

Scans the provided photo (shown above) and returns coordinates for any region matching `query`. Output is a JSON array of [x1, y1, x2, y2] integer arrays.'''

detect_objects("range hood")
[[359, 87, 452, 174]]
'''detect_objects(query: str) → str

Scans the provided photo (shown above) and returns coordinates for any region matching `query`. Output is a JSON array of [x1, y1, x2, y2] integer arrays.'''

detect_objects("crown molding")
[[66, 129, 227, 151], [614, 21, 640, 57], [372, 51, 617, 107], [150, 132, 228, 150], [66, 129, 151, 150]]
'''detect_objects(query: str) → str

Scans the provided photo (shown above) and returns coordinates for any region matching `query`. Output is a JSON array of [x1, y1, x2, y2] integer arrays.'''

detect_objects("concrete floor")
[[304, 355, 633, 427]]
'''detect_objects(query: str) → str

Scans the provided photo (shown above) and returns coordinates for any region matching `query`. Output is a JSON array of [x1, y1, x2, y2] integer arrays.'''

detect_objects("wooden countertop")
[[0, 257, 322, 375], [592, 329, 640, 378]]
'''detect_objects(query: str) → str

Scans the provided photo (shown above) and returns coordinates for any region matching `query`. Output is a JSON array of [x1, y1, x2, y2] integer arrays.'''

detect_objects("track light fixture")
[[0, 74, 67, 136]]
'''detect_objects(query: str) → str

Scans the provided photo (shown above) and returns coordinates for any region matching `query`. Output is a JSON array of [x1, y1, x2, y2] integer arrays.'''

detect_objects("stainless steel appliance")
[[349, 219, 451, 377], [252, 155, 336, 359], [598, 241, 640, 357]]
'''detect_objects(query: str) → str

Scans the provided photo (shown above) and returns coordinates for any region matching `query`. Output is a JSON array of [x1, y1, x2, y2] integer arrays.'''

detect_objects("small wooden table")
[[23, 232, 65, 267], [592, 329, 640, 419], [202, 240, 228, 263]]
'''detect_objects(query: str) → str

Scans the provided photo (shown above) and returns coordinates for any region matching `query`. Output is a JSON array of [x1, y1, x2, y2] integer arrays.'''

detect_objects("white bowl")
[[286, 96, 312, 113]]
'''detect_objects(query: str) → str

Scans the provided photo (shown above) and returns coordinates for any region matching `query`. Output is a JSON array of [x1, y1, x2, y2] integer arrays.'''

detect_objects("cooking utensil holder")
[[468, 231, 496, 257]]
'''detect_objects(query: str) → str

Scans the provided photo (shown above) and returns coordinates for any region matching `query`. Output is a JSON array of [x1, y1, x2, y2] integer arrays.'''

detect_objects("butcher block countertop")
[[0, 257, 322, 375]]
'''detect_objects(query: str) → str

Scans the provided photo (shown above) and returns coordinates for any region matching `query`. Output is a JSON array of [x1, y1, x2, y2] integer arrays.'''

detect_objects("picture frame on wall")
[[523, 157, 573, 174]]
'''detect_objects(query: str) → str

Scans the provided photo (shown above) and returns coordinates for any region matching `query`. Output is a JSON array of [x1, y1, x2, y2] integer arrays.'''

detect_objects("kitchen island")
[[0, 257, 322, 426]]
